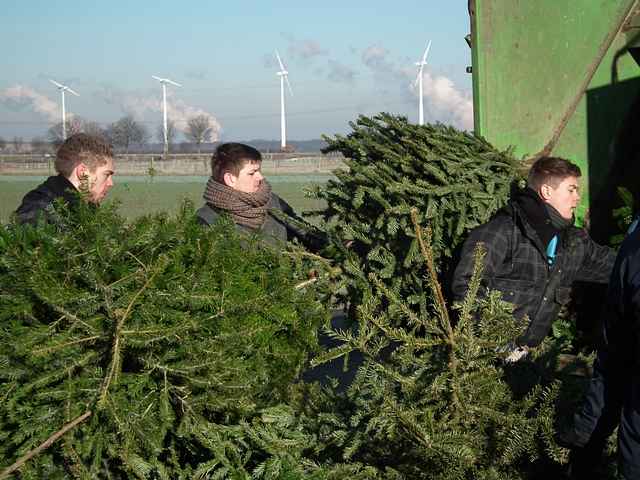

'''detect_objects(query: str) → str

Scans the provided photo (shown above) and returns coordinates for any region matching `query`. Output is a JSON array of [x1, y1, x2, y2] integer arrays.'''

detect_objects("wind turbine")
[[49, 79, 79, 141], [414, 41, 432, 126], [275, 51, 293, 151], [152, 75, 182, 155]]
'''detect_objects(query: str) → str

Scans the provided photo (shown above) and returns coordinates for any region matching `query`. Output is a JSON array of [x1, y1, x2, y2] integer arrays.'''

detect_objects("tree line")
[[0, 114, 214, 155]]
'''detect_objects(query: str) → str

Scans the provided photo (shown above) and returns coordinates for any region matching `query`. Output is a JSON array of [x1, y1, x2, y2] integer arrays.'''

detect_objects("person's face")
[[225, 161, 264, 193], [541, 175, 580, 220], [84, 157, 115, 203]]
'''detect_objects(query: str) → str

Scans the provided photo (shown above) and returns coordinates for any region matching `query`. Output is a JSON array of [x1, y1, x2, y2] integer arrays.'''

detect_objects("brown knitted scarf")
[[202, 177, 272, 229]]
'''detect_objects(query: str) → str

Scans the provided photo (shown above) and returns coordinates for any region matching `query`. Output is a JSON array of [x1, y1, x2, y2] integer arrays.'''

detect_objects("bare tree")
[[31, 137, 52, 155], [83, 121, 107, 139], [0, 137, 6, 152], [47, 117, 86, 147], [156, 120, 177, 153], [185, 115, 213, 153], [106, 115, 150, 153], [11, 136, 24, 154]]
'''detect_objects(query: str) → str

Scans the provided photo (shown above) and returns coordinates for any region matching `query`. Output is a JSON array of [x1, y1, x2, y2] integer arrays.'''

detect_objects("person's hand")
[[497, 343, 529, 363], [504, 345, 529, 363]]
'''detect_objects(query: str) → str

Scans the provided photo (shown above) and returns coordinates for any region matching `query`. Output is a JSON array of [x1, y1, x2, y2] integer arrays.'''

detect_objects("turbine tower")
[[49, 79, 79, 141], [414, 41, 432, 126], [275, 51, 293, 151], [152, 75, 182, 156]]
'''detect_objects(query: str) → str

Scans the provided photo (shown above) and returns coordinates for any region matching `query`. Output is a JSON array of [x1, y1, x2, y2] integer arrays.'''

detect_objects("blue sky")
[[0, 1, 473, 142]]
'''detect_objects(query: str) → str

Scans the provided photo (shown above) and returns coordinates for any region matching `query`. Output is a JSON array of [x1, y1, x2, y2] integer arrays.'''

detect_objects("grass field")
[[0, 175, 330, 224]]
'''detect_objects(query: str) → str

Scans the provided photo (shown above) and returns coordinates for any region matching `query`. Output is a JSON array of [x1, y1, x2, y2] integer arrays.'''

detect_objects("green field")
[[0, 175, 329, 224]]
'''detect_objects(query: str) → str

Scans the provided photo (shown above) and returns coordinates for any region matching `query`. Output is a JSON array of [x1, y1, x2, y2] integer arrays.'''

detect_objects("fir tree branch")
[[33, 335, 103, 356], [62, 439, 90, 479], [48, 304, 96, 334], [369, 273, 441, 337], [99, 258, 166, 406], [411, 208, 463, 416], [283, 250, 334, 267], [24, 352, 97, 395], [410, 209, 451, 338], [0, 382, 16, 403], [126, 251, 148, 271], [457, 244, 486, 331], [0, 410, 92, 479], [295, 278, 318, 290], [105, 267, 143, 289]]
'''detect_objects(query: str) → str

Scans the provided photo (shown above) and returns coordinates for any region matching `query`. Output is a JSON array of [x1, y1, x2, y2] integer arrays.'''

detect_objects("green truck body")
[[469, 0, 640, 238]]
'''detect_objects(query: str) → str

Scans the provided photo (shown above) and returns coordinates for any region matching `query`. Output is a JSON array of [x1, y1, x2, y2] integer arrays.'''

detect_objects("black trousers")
[[619, 375, 640, 479], [568, 349, 640, 479]]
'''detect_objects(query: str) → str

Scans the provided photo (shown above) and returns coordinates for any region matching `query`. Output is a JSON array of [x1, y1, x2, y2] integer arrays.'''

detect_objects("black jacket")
[[451, 199, 615, 347], [196, 193, 325, 252], [602, 221, 640, 361], [14, 175, 79, 225]]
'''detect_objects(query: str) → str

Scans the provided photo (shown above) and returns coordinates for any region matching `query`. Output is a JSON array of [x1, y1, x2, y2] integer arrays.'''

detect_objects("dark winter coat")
[[556, 221, 640, 478], [602, 220, 640, 359], [451, 200, 615, 347], [196, 193, 325, 252], [14, 175, 80, 225]]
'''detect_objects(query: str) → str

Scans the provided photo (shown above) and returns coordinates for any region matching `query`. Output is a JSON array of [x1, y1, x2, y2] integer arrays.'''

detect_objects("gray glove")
[[497, 343, 529, 364]]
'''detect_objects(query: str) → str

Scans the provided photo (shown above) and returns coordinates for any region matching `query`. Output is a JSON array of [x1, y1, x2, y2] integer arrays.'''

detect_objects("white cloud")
[[361, 45, 392, 70], [0, 85, 60, 122], [289, 39, 328, 60], [327, 60, 356, 84], [413, 71, 474, 130], [96, 86, 222, 140], [359, 44, 473, 130]]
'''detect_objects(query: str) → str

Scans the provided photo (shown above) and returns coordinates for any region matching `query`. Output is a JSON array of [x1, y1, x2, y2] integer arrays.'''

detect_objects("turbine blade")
[[164, 78, 182, 87], [152, 75, 163, 82], [49, 79, 64, 89], [275, 50, 286, 72], [284, 75, 293, 97], [421, 40, 432, 64], [67, 87, 80, 96]]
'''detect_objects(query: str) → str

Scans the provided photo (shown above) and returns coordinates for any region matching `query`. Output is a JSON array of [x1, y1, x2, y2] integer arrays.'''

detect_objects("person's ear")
[[75, 162, 89, 181], [539, 183, 553, 201], [223, 172, 236, 188]]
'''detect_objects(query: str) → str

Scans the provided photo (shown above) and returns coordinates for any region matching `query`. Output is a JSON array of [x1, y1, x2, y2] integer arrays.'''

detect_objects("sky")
[[0, 1, 473, 143]]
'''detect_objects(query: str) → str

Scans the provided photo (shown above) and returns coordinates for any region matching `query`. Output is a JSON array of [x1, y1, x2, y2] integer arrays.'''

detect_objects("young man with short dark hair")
[[197, 142, 323, 250], [451, 156, 615, 360], [15, 133, 115, 225]]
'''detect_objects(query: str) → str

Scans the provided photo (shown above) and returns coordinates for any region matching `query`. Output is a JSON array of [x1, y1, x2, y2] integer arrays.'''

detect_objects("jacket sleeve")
[[605, 247, 640, 355], [274, 195, 328, 253], [574, 230, 616, 283], [629, 254, 640, 335], [450, 218, 511, 303], [15, 197, 54, 226]]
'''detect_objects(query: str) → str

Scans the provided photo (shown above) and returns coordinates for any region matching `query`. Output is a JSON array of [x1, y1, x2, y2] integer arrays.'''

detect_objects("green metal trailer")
[[469, 0, 640, 240]]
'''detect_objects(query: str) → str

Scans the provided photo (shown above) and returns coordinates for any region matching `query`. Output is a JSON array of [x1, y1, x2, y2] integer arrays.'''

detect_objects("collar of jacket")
[[512, 188, 559, 243], [45, 174, 81, 205], [502, 201, 567, 263]]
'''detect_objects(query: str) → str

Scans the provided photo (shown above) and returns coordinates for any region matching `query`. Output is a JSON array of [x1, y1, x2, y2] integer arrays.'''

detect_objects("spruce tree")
[[311, 113, 519, 319], [178, 214, 572, 479], [0, 200, 328, 478], [296, 211, 565, 479]]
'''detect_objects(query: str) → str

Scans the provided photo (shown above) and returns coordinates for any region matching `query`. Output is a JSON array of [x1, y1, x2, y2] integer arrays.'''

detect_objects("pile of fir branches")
[[0, 200, 328, 478], [310, 113, 520, 318], [299, 212, 569, 479], [160, 212, 573, 479]]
